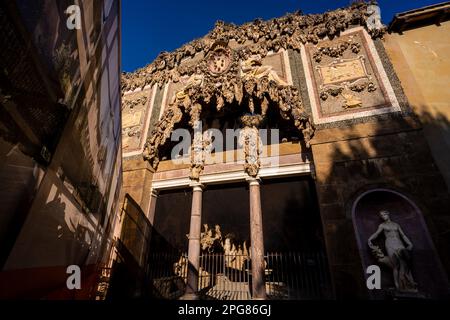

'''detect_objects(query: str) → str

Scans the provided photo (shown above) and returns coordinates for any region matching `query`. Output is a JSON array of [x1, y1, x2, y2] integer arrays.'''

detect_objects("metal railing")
[[264, 251, 332, 300], [94, 267, 112, 300], [148, 251, 188, 299], [147, 251, 332, 300], [199, 254, 251, 300]]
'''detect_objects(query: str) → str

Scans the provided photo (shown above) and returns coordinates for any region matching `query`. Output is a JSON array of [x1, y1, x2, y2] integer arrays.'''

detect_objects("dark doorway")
[[202, 182, 250, 247], [152, 188, 192, 252], [260, 176, 325, 252], [259, 175, 332, 299]]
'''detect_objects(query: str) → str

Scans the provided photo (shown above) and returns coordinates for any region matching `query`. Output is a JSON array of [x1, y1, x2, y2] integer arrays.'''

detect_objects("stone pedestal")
[[247, 177, 267, 300], [182, 182, 204, 300]]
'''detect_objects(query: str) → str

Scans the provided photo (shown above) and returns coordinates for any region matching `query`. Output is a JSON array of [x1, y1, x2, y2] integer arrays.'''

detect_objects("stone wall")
[[311, 116, 450, 298], [121, 159, 155, 220], [383, 21, 450, 192]]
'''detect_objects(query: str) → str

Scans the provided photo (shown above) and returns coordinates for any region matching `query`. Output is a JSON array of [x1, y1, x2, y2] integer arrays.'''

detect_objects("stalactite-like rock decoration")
[[189, 126, 212, 181], [239, 115, 263, 177], [142, 42, 314, 173], [122, 2, 384, 92], [143, 105, 183, 169], [141, 2, 385, 172]]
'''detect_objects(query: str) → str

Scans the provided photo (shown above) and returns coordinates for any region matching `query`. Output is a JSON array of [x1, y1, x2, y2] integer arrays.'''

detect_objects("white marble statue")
[[368, 210, 418, 292]]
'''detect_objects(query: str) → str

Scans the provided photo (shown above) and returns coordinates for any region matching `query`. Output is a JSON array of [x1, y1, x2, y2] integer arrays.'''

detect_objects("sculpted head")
[[379, 210, 390, 222]]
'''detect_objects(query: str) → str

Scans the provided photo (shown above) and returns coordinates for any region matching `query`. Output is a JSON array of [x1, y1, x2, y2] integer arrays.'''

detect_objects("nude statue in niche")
[[368, 210, 418, 292]]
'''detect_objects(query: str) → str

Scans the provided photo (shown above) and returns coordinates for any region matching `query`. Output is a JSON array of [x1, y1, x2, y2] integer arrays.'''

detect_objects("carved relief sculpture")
[[170, 67, 204, 107], [368, 210, 418, 293], [199, 224, 250, 271], [189, 128, 212, 181], [239, 115, 263, 177], [122, 92, 150, 152], [143, 39, 314, 170], [314, 42, 377, 110], [240, 54, 288, 86]]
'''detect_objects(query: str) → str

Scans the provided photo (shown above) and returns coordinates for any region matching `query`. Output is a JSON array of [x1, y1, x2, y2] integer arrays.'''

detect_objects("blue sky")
[[122, 0, 443, 72]]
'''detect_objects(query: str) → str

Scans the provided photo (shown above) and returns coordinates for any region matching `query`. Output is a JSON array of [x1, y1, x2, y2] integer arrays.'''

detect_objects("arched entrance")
[[143, 39, 319, 300]]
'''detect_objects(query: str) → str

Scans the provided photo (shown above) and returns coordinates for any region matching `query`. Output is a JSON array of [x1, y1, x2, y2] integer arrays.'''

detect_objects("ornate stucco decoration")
[[189, 126, 212, 181], [206, 42, 233, 75], [143, 40, 313, 175], [313, 35, 378, 109], [121, 2, 385, 92], [312, 37, 361, 63], [122, 96, 147, 137], [122, 92, 151, 152], [140, 2, 384, 173], [143, 105, 183, 169], [239, 114, 263, 177]]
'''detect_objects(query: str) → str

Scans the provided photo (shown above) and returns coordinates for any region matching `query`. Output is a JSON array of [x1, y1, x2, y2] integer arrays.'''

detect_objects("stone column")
[[181, 182, 204, 300], [247, 177, 267, 299], [147, 189, 159, 225]]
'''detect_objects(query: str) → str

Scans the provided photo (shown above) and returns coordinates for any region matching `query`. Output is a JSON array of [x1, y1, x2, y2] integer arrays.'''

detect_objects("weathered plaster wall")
[[121, 159, 154, 219], [383, 21, 450, 191]]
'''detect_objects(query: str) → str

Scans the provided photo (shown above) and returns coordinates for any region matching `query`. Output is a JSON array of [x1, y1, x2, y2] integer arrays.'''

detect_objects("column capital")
[[189, 181, 205, 192], [150, 188, 159, 197], [246, 176, 261, 186]]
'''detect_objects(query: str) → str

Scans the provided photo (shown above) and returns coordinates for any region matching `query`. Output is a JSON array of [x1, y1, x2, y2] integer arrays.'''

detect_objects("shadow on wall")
[[108, 193, 188, 300], [417, 109, 450, 192], [313, 109, 450, 299], [0, 180, 101, 299], [0, 137, 42, 269]]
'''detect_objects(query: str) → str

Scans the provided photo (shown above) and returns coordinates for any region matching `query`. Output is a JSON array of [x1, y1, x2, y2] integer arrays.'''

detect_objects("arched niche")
[[351, 188, 449, 299]]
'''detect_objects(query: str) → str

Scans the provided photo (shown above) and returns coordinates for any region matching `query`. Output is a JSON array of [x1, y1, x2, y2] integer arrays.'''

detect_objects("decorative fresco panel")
[[162, 50, 290, 112], [122, 89, 153, 154], [303, 27, 400, 124]]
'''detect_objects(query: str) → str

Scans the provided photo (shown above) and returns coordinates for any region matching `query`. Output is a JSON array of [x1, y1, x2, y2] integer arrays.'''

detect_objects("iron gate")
[[148, 251, 332, 300]]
